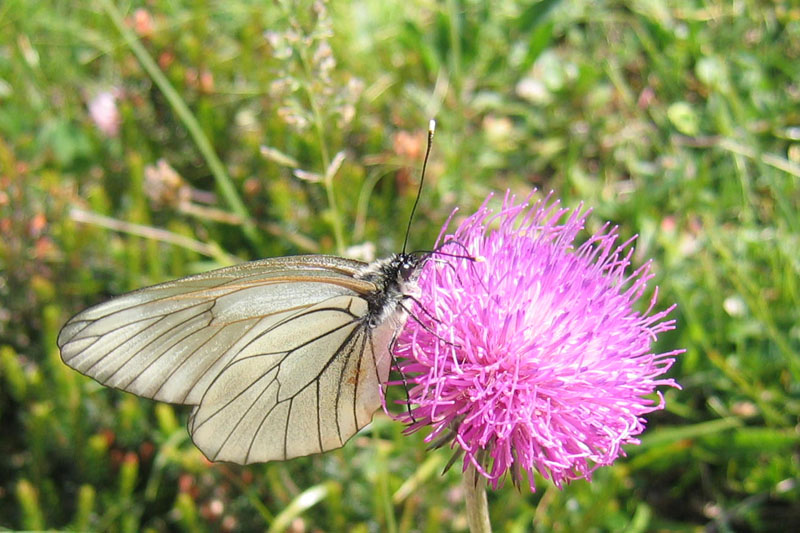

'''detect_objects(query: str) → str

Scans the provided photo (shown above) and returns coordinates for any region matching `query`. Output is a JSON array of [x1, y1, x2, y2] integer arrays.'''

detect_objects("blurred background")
[[1, 0, 798, 531]]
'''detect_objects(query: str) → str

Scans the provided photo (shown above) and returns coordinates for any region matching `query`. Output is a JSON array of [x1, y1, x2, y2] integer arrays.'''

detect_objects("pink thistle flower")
[[393, 192, 682, 491]]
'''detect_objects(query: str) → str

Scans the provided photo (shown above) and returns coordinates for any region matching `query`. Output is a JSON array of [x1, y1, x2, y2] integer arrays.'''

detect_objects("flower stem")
[[296, 42, 345, 256], [463, 465, 492, 533]]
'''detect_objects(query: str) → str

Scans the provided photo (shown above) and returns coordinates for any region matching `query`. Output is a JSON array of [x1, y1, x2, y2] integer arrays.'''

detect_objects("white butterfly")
[[58, 253, 422, 464]]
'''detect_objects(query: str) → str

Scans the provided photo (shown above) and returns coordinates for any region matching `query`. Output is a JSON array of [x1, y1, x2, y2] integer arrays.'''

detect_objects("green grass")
[[1, 0, 799, 531]]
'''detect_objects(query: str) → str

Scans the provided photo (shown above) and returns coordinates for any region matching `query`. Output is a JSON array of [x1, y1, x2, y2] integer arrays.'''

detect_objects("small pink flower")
[[87, 90, 121, 137], [393, 192, 682, 491]]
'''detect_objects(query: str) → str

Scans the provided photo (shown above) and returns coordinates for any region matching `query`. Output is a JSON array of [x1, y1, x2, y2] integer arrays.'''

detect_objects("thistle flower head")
[[393, 192, 681, 491]]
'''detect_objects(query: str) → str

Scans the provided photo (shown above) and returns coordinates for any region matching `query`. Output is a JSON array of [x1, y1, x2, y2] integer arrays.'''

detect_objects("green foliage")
[[1, 0, 798, 531]]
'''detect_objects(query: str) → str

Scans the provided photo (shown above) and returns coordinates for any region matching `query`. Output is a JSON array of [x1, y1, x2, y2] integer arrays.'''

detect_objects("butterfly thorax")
[[356, 253, 422, 328]]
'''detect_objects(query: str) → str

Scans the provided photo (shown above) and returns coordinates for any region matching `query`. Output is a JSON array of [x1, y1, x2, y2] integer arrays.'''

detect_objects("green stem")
[[463, 465, 492, 533], [295, 42, 345, 254], [99, 0, 264, 253]]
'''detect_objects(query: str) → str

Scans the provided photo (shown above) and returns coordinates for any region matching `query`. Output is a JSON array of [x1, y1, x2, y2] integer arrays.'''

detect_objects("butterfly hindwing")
[[187, 295, 393, 463]]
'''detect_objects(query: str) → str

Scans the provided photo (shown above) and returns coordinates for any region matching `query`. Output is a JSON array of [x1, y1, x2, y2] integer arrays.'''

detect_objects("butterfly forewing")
[[58, 255, 406, 463]]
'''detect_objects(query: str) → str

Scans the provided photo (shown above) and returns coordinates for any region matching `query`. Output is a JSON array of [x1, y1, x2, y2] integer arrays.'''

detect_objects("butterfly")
[[59, 120, 437, 464], [58, 252, 423, 464]]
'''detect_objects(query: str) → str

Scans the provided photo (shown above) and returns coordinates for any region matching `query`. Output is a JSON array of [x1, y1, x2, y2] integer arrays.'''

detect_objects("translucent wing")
[[188, 295, 394, 463], [58, 256, 398, 462]]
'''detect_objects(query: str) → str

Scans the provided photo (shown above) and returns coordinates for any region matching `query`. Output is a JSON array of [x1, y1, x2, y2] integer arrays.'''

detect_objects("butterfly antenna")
[[402, 119, 436, 254]]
